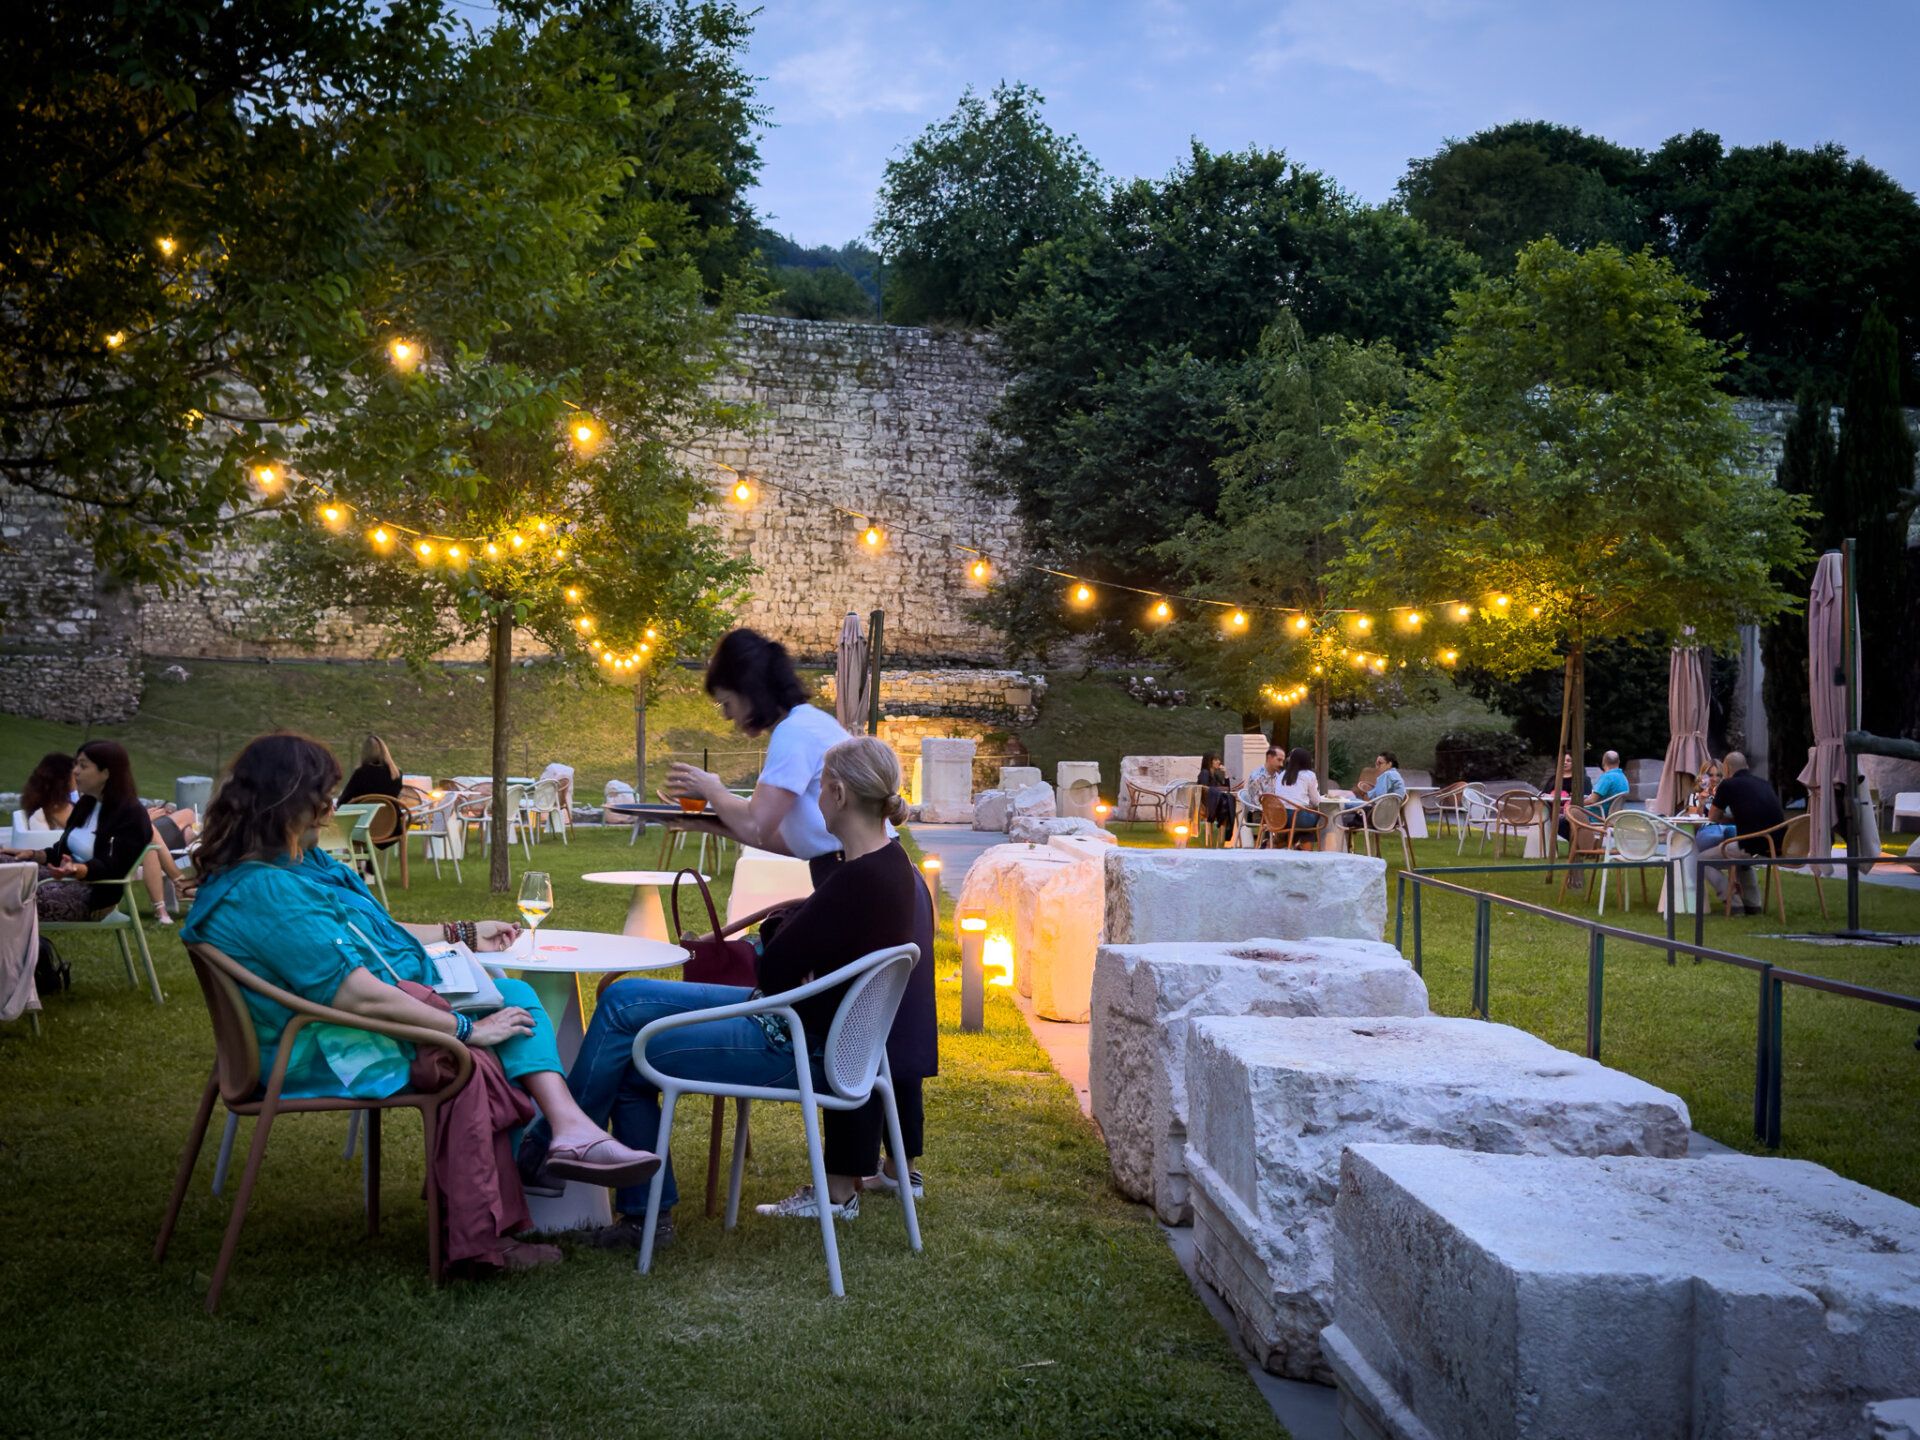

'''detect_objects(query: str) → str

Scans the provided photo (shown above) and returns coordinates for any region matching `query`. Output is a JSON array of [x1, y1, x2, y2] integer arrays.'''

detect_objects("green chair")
[[40, 843, 164, 1004], [321, 804, 387, 906]]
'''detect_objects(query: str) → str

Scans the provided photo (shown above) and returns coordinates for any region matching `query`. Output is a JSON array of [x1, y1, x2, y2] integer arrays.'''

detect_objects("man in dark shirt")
[[1697, 751, 1784, 912]]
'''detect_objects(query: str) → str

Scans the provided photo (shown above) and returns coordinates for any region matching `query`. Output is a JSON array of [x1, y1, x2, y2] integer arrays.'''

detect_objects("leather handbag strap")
[[670, 867, 723, 940]]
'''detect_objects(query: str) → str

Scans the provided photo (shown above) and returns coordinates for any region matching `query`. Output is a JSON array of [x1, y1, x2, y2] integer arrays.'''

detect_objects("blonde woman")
[[519, 736, 925, 1250], [340, 733, 403, 803]]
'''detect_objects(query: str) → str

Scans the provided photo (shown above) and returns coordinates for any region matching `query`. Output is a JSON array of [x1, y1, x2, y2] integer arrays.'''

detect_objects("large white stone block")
[[1009, 815, 1111, 845], [971, 788, 1010, 832], [918, 736, 977, 822], [1222, 734, 1268, 786], [999, 765, 1042, 792], [1183, 1016, 1690, 1382], [1057, 761, 1102, 818], [1088, 939, 1429, 1225], [953, 842, 1103, 1017], [1329, 1145, 1920, 1440], [1103, 847, 1388, 945], [1010, 781, 1056, 822]]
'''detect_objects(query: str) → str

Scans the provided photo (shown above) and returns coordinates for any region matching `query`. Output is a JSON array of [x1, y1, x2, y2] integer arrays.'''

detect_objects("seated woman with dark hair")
[[4, 741, 154, 921], [1194, 752, 1234, 830], [177, 731, 661, 1271], [19, 751, 75, 832]]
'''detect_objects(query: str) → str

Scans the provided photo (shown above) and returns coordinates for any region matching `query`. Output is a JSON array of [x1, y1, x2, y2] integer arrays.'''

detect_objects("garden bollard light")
[[959, 911, 987, 1032], [1173, 822, 1190, 849], [920, 854, 942, 913]]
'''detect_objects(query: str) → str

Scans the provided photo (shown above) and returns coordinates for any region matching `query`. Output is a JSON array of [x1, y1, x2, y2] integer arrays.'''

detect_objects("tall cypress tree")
[[1836, 303, 1918, 737], [1760, 391, 1832, 793]]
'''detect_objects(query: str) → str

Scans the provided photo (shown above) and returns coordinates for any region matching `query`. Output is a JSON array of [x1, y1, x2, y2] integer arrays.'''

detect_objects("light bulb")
[[389, 339, 413, 364], [1357, 616, 1370, 631], [105, 331, 125, 348], [373, 528, 389, 544], [577, 617, 590, 630], [511, 534, 524, 548], [1444, 649, 1458, 663], [486, 542, 498, 556], [1408, 612, 1423, 626], [536, 521, 549, 533], [323, 506, 340, 522], [1294, 616, 1309, 631], [156, 237, 176, 257], [1075, 584, 1091, 603], [1153, 600, 1170, 619], [1231, 611, 1247, 628], [574, 423, 594, 444], [639, 643, 649, 652], [255, 465, 276, 486], [972, 559, 989, 581], [734, 480, 752, 501], [417, 540, 433, 557], [645, 629, 656, 639], [864, 526, 881, 547], [1531, 605, 1541, 616], [555, 548, 566, 559], [566, 587, 579, 601], [448, 546, 461, 560], [1456, 604, 1471, 619], [1494, 594, 1509, 608]]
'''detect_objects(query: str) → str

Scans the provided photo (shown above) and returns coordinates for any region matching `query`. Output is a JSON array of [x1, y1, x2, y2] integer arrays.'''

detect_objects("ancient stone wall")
[[818, 667, 1047, 726]]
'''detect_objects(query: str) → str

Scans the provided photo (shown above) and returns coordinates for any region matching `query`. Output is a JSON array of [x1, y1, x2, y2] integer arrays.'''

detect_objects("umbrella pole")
[[1547, 651, 1574, 882], [1844, 538, 1861, 932]]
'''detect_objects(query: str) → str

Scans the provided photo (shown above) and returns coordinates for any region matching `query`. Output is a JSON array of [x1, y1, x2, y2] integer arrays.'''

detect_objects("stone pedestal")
[[1088, 939, 1429, 1224], [971, 788, 1009, 831], [1222, 735, 1268, 786], [1330, 1145, 1920, 1440], [918, 736, 977, 823], [954, 842, 1104, 1019], [1103, 848, 1388, 945], [1183, 1016, 1690, 1382], [1010, 781, 1056, 825], [1057, 761, 1102, 818], [999, 765, 1042, 793]]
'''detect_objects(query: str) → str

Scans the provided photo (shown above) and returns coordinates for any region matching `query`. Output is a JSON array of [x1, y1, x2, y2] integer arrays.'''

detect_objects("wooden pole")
[[866, 608, 884, 737], [1313, 682, 1330, 784], [489, 607, 512, 893]]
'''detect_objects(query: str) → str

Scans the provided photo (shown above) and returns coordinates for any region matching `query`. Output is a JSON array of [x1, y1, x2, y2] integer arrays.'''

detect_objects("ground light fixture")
[[920, 854, 941, 913], [958, 911, 987, 1031], [1173, 822, 1190, 848]]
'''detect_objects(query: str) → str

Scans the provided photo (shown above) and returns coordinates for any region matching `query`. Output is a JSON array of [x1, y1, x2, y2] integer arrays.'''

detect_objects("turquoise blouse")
[[180, 849, 450, 1099]]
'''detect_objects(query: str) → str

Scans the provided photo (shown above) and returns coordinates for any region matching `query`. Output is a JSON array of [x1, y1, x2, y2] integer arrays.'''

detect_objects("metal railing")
[[1392, 862, 1920, 1147]]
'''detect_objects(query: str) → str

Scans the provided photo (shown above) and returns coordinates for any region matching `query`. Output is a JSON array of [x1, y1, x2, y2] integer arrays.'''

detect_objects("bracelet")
[[453, 1011, 473, 1042], [442, 922, 458, 944], [460, 920, 477, 949]]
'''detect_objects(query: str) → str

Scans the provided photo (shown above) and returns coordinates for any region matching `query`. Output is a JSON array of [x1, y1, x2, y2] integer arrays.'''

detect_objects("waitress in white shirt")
[[667, 628, 851, 883]]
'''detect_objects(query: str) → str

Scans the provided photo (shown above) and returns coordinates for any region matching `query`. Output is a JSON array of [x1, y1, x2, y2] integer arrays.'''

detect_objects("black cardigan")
[[46, 796, 154, 909], [757, 840, 919, 1046], [340, 765, 403, 801]]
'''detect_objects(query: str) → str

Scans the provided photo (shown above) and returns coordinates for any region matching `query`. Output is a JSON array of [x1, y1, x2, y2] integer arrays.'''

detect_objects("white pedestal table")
[[581, 869, 707, 940]]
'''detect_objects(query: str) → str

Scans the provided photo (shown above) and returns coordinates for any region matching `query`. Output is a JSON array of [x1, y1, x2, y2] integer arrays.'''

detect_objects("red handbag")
[[670, 869, 760, 988]]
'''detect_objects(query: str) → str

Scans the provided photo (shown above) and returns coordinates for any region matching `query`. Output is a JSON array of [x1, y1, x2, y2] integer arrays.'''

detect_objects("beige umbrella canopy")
[[1655, 643, 1712, 815], [1797, 551, 1881, 866], [834, 611, 870, 734]]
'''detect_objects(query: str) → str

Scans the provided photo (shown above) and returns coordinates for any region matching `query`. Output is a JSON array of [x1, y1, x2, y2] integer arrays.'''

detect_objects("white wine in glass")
[[517, 871, 553, 957]]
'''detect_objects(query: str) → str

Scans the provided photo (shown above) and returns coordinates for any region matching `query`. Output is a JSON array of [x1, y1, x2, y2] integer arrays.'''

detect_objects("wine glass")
[[517, 871, 553, 958]]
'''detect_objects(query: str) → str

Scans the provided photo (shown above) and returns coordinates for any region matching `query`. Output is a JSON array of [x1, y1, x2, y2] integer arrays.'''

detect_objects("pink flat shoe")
[[540, 1138, 662, 1189]]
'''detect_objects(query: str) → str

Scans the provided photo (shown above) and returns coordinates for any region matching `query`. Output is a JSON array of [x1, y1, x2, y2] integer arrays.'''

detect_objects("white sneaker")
[[754, 1184, 858, 1220], [861, 1167, 924, 1198]]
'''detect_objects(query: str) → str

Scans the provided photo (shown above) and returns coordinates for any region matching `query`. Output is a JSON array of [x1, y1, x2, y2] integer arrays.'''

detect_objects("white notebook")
[[422, 941, 506, 1014]]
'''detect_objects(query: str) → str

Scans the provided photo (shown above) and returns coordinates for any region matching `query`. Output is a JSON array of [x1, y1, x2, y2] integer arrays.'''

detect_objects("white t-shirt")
[[66, 807, 101, 863], [1273, 771, 1322, 808], [758, 704, 850, 860]]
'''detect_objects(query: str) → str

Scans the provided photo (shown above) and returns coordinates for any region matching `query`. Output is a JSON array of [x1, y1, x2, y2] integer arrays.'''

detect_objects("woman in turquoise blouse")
[[179, 733, 660, 1257]]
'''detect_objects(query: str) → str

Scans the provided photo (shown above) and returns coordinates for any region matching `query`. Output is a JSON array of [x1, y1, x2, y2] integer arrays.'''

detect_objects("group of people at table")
[[6, 628, 935, 1275], [1194, 744, 1408, 844]]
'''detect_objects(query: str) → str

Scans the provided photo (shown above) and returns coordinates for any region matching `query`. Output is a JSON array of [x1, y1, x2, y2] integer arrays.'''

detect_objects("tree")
[[765, 265, 876, 321], [1397, 121, 1653, 273], [1834, 303, 1917, 737], [871, 82, 1101, 327], [1339, 240, 1812, 789], [975, 143, 1475, 660], [1151, 314, 1412, 775], [0, 0, 453, 584], [254, 8, 756, 889]]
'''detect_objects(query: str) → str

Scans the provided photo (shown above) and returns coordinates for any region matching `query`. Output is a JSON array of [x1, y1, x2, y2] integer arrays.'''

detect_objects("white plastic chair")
[[476, 784, 533, 862], [1454, 785, 1499, 855], [630, 943, 923, 1296], [410, 792, 467, 883], [523, 779, 569, 845], [1597, 810, 1664, 915]]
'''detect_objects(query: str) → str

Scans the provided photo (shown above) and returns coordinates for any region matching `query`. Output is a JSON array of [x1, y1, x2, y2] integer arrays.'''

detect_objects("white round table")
[[484, 927, 687, 1235], [581, 870, 707, 941]]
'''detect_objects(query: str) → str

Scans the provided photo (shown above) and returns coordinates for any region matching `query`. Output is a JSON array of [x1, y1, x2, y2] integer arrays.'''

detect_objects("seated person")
[[340, 734, 406, 852], [19, 751, 75, 831], [1685, 759, 1724, 817], [3, 741, 154, 922], [1344, 750, 1407, 829], [1243, 746, 1324, 842], [1695, 751, 1783, 914], [177, 731, 660, 1271], [517, 735, 923, 1249], [538, 759, 575, 812], [1540, 750, 1576, 799], [139, 804, 197, 926], [1559, 750, 1630, 839], [1194, 752, 1235, 829]]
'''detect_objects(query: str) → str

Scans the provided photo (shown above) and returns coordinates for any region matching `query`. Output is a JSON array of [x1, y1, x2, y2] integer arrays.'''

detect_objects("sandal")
[[541, 1137, 662, 1189]]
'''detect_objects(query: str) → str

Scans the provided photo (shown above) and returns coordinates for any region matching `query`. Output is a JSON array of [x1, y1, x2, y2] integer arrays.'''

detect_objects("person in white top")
[[667, 629, 852, 880], [537, 760, 574, 811]]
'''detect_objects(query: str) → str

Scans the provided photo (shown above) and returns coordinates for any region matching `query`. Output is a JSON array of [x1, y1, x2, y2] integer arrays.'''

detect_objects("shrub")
[[1433, 728, 1530, 785]]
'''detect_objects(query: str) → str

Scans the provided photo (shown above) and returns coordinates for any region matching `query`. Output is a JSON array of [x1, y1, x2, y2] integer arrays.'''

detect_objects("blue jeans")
[[523, 977, 802, 1216]]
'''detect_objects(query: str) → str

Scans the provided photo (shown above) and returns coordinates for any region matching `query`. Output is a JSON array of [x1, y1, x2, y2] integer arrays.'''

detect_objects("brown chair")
[[1492, 790, 1542, 859], [347, 792, 411, 890], [1776, 813, 1829, 921], [1257, 795, 1319, 851], [1355, 792, 1416, 870], [1706, 819, 1797, 921], [1556, 806, 1610, 905], [154, 943, 474, 1313]]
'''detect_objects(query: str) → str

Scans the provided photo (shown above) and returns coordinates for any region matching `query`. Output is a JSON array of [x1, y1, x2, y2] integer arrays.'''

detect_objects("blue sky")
[[744, 0, 1920, 247]]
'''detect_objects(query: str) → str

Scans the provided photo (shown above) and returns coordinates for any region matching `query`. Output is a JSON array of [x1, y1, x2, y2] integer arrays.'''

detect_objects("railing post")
[[1665, 856, 1678, 967], [1394, 871, 1406, 952], [1585, 930, 1604, 1061], [1411, 882, 1423, 976], [1473, 896, 1491, 1019], [1765, 975, 1784, 1149], [1695, 860, 1708, 956], [1753, 963, 1773, 1142]]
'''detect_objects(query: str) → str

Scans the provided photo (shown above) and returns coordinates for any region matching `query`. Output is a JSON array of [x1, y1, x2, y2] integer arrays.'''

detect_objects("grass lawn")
[[1365, 833, 1920, 1203], [0, 826, 1279, 1440]]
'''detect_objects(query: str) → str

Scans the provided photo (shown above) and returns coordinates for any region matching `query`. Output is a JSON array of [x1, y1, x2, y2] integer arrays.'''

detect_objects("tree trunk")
[[489, 607, 512, 894], [634, 683, 647, 796], [1569, 638, 1587, 809], [1271, 705, 1292, 754], [1313, 682, 1330, 785]]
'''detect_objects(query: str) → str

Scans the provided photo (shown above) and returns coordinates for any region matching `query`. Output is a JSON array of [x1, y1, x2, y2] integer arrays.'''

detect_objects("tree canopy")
[[871, 82, 1102, 328]]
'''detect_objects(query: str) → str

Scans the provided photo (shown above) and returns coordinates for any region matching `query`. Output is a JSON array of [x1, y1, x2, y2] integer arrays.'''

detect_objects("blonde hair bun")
[[823, 736, 907, 822]]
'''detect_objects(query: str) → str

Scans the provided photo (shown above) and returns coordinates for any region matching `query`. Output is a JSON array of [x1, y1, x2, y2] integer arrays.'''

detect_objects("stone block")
[[1329, 1145, 1920, 1440], [954, 842, 1102, 1012], [971, 788, 1010, 832], [1183, 1016, 1690, 1382], [1088, 939, 1428, 1225], [999, 765, 1042, 792], [1057, 761, 1102, 818], [1103, 848, 1388, 946], [918, 736, 977, 822], [1009, 815, 1111, 845], [1871, 1400, 1920, 1440], [1010, 781, 1056, 822], [1222, 734, 1268, 786]]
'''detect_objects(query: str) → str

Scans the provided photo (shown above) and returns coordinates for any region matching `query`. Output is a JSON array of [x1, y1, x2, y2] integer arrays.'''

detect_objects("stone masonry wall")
[[818, 667, 1047, 727]]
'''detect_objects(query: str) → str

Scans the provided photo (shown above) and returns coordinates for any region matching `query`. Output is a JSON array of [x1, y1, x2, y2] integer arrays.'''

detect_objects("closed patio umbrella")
[[1654, 642, 1712, 815], [834, 611, 869, 734], [1798, 551, 1880, 870]]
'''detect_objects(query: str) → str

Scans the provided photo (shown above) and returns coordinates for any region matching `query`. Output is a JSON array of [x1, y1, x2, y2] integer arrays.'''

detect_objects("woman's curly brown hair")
[[194, 732, 343, 876]]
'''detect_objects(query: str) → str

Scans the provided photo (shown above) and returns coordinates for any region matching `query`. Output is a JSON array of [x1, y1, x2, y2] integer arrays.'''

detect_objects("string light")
[[565, 587, 580, 602], [373, 528, 390, 545], [573, 422, 596, 445], [1443, 649, 1458, 664], [733, 479, 753, 502], [105, 332, 125, 349], [511, 534, 524, 549], [486, 542, 499, 556], [971, 558, 990, 582], [416, 540, 433, 558], [864, 526, 882, 548], [1456, 604, 1472, 619], [447, 545, 462, 561], [254, 465, 277, 488], [323, 506, 341, 523], [1152, 599, 1171, 620], [1494, 594, 1510, 609], [1073, 584, 1093, 604], [156, 237, 176, 257], [1407, 612, 1423, 627], [388, 338, 419, 369], [1294, 616, 1310, 631], [1230, 610, 1247, 628], [1356, 616, 1371, 631]]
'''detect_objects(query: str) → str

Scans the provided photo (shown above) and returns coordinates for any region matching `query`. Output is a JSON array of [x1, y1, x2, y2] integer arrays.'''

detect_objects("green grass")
[[0, 827, 1279, 1440], [1376, 833, 1920, 1203]]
